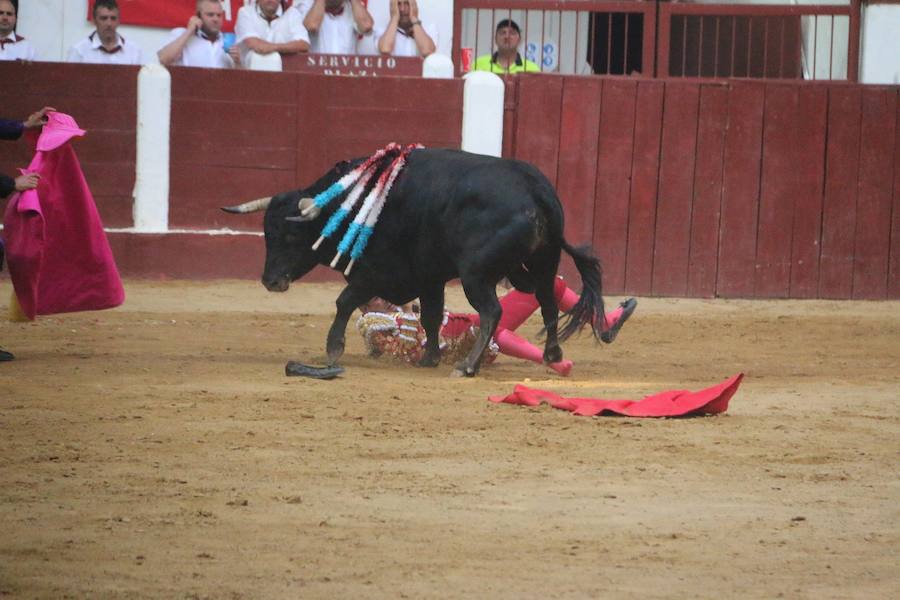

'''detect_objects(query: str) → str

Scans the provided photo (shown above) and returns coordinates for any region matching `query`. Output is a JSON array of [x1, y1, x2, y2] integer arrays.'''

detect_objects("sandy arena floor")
[[1, 280, 898, 599]]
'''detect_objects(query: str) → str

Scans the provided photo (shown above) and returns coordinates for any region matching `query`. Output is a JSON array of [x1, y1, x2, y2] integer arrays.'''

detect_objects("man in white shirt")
[[0, 0, 38, 61], [67, 0, 144, 65], [299, 0, 373, 55], [158, 0, 235, 69], [235, 0, 310, 67], [377, 0, 435, 57]]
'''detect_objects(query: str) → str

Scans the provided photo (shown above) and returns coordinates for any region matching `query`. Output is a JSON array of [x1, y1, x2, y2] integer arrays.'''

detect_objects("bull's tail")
[[557, 240, 606, 342]]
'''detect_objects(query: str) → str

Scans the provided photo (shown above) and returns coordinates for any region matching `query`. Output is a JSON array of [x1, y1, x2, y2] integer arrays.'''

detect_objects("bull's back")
[[374, 149, 564, 277]]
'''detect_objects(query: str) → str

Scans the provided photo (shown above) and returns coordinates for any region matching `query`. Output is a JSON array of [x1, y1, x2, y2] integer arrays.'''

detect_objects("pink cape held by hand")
[[489, 373, 744, 417], [2, 112, 124, 320]]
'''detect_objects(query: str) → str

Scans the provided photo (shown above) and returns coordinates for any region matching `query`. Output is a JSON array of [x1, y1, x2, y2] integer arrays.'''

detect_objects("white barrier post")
[[133, 64, 171, 232], [461, 71, 504, 157], [422, 53, 454, 78]]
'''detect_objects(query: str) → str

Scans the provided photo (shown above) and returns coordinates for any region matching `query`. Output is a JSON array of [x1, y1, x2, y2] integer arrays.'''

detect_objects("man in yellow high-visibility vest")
[[473, 18, 539, 74]]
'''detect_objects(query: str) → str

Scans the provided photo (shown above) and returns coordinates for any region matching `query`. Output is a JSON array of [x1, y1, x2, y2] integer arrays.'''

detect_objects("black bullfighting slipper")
[[0, 348, 14, 362], [285, 361, 344, 379], [601, 297, 637, 344]]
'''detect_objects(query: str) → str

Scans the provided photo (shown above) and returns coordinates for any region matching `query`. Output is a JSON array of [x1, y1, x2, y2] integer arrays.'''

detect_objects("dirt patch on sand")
[[1, 280, 898, 598]]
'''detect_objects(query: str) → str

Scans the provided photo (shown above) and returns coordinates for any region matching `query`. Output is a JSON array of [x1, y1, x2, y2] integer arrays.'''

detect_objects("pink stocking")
[[556, 280, 623, 331], [494, 328, 573, 376]]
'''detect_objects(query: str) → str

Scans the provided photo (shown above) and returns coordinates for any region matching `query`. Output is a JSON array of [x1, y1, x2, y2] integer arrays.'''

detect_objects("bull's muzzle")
[[262, 275, 290, 293]]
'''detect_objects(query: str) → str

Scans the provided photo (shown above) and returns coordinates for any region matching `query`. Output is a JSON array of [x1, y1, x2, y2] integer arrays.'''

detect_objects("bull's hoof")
[[285, 361, 345, 380], [326, 342, 345, 365], [543, 346, 563, 365], [418, 355, 441, 368], [451, 363, 477, 378]]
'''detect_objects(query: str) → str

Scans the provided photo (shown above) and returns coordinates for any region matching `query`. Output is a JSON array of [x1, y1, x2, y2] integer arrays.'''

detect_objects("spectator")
[[1, 106, 54, 362], [67, 0, 144, 65], [235, 0, 310, 68], [377, 0, 436, 58], [299, 0, 373, 55], [158, 0, 236, 69], [0, 0, 37, 61], [473, 19, 539, 74]]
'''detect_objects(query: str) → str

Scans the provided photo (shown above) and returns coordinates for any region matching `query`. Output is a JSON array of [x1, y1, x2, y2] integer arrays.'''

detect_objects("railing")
[[452, 1, 861, 81], [658, 2, 861, 81], [452, 1, 657, 76]]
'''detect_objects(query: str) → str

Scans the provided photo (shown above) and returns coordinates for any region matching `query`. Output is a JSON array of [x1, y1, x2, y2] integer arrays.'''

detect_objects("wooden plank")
[[170, 67, 297, 102], [789, 86, 827, 298], [652, 81, 699, 296], [852, 87, 896, 299], [173, 134, 296, 171], [168, 164, 295, 229], [92, 195, 135, 228], [625, 80, 664, 296], [718, 81, 764, 298], [513, 74, 564, 186], [325, 76, 463, 112], [171, 99, 297, 143], [688, 84, 728, 298], [819, 87, 861, 299], [592, 78, 637, 294], [296, 73, 332, 187], [891, 91, 900, 300], [755, 83, 798, 298], [557, 78, 603, 245], [326, 108, 462, 144]]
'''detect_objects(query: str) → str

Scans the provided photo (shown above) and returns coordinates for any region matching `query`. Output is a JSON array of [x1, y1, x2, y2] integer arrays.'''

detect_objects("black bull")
[[223, 148, 606, 376]]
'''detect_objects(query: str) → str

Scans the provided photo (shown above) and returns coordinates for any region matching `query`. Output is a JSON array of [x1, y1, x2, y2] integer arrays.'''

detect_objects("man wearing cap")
[[67, 0, 144, 65], [0, 0, 38, 61], [473, 19, 539, 74], [158, 0, 236, 68]]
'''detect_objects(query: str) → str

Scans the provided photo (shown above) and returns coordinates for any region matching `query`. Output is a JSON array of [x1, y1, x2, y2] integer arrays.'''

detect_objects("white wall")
[[18, 0, 453, 64], [861, 5, 900, 84]]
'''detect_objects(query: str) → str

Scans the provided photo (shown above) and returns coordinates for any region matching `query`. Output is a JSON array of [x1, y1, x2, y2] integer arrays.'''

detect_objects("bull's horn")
[[221, 197, 272, 214], [299, 197, 321, 220], [285, 197, 320, 223]]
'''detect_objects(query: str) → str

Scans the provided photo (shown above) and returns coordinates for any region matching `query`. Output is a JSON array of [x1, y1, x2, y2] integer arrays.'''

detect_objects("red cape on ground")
[[2, 112, 124, 320], [489, 373, 744, 417]]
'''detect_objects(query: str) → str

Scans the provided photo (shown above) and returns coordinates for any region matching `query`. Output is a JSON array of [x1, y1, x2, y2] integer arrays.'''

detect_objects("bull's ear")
[[286, 197, 320, 222]]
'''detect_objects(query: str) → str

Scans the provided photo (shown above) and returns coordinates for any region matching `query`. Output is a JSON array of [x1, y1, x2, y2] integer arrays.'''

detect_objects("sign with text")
[[282, 54, 423, 77]]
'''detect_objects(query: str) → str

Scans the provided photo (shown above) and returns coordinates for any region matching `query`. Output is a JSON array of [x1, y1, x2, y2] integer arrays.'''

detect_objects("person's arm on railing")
[[157, 17, 200, 66]]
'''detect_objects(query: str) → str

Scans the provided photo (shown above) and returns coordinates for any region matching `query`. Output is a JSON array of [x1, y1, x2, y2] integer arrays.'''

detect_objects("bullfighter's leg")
[[326, 284, 373, 365], [454, 280, 502, 377], [417, 284, 445, 367]]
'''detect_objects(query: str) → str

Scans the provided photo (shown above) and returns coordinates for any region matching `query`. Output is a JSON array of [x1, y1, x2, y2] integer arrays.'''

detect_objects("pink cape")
[[489, 373, 744, 417], [2, 112, 124, 320]]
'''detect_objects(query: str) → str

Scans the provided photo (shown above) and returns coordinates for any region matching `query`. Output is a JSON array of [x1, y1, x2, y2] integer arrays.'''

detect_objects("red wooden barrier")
[[507, 75, 899, 299]]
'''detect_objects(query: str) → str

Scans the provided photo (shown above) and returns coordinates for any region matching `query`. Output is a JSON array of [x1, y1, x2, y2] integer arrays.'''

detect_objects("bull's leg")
[[534, 273, 563, 365], [453, 280, 502, 377], [326, 285, 372, 365], [417, 284, 445, 367]]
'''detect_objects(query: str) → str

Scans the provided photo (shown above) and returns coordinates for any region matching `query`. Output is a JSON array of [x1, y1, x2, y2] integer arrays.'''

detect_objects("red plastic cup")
[[460, 47, 474, 73]]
